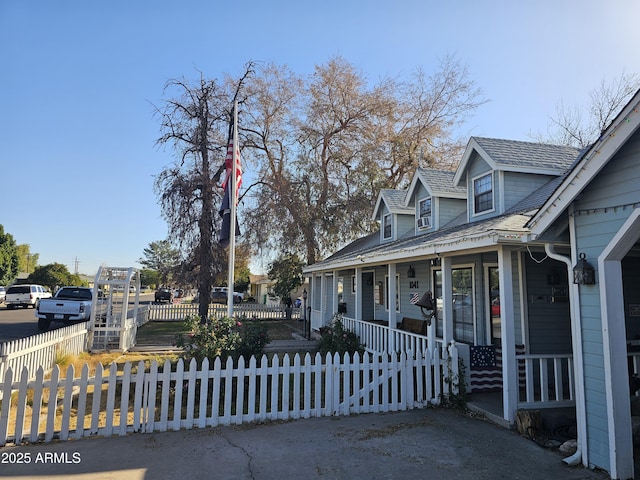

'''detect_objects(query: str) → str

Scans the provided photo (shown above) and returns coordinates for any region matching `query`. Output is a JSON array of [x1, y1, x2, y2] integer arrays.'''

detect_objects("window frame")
[[472, 172, 494, 216], [417, 196, 433, 229], [382, 213, 392, 239]]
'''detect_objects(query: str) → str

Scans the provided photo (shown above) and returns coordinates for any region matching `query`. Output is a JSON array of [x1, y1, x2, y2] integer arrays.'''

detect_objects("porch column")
[[388, 263, 397, 328], [332, 269, 339, 315], [388, 263, 397, 353], [320, 273, 327, 326], [355, 267, 362, 321], [442, 257, 453, 345], [498, 246, 518, 423]]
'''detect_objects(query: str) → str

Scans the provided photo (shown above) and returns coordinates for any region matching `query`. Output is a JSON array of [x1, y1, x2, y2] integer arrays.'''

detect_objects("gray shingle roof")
[[307, 210, 534, 271], [415, 168, 466, 198], [473, 137, 581, 172], [380, 189, 412, 214]]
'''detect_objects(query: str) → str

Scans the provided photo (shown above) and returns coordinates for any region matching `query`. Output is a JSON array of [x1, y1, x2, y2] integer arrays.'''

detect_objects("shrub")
[[175, 315, 271, 365], [317, 314, 365, 357], [235, 320, 271, 360]]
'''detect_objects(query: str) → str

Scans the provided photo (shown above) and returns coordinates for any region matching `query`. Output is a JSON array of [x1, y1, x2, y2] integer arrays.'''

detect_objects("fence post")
[[448, 340, 459, 396]]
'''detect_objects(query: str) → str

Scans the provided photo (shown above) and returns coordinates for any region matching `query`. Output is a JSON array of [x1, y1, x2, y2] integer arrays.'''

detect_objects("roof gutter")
[[544, 217, 588, 468]]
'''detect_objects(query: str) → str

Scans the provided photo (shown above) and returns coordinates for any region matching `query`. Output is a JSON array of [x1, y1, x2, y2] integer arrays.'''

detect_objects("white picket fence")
[[0, 347, 458, 446], [0, 323, 88, 395], [147, 303, 301, 322]]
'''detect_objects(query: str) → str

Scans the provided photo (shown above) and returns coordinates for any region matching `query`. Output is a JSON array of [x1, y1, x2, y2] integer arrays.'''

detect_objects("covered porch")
[[307, 243, 579, 425]]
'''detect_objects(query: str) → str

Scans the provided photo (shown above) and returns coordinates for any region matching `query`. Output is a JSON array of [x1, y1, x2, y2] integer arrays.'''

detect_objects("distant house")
[[248, 275, 275, 304], [303, 88, 640, 479]]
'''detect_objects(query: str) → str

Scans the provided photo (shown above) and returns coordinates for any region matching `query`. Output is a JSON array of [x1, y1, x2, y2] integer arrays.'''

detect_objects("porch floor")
[[467, 392, 508, 428], [467, 391, 577, 444]]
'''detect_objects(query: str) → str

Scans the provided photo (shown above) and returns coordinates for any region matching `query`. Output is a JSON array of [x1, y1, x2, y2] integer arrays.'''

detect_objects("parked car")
[[211, 290, 228, 304], [155, 288, 174, 304], [212, 287, 243, 303], [36, 286, 94, 331], [5, 284, 52, 309], [0, 286, 5, 303], [210, 290, 243, 304]]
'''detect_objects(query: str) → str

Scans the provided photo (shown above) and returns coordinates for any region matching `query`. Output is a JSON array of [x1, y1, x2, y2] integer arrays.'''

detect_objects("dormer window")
[[417, 197, 432, 229], [473, 173, 493, 215], [383, 214, 392, 239]]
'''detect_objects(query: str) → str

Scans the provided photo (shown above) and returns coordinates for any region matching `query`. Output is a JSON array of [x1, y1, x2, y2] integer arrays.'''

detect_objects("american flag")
[[469, 345, 501, 392], [469, 344, 526, 393], [410, 293, 420, 304], [221, 140, 242, 204]]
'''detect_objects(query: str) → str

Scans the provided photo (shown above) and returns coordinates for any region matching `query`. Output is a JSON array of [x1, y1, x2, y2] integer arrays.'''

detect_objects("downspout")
[[544, 241, 587, 467]]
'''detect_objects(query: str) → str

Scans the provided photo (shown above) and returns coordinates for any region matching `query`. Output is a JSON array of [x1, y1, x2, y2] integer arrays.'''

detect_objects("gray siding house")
[[527, 89, 640, 479], [304, 89, 640, 479]]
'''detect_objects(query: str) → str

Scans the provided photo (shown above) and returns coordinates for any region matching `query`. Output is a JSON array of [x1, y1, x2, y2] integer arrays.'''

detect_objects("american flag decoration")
[[469, 345, 501, 392], [469, 344, 526, 393], [410, 293, 420, 304], [221, 140, 242, 204]]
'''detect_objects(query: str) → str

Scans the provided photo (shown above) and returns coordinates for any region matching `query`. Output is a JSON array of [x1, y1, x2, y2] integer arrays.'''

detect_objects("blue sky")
[[1, 1, 638, 277]]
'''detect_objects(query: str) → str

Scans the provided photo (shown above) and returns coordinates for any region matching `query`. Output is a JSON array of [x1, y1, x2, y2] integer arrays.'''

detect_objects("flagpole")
[[226, 101, 238, 317]]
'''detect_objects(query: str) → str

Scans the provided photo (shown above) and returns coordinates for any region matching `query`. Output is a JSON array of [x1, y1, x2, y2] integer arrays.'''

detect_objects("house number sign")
[[409, 281, 419, 289]]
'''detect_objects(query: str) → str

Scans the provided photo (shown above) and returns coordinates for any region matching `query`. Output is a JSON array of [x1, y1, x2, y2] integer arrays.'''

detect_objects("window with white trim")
[[473, 173, 493, 214], [383, 214, 392, 239], [417, 197, 432, 229]]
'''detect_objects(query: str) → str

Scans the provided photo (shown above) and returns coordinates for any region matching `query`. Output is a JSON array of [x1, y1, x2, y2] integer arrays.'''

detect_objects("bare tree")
[[154, 68, 252, 320], [534, 71, 640, 149], [240, 56, 485, 264]]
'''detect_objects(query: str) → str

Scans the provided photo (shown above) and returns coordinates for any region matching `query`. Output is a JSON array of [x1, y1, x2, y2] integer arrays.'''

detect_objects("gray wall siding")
[[571, 130, 640, 472], [438, 197, 467, 228], [503, 172, 555, 212], [337, 270, 356, 318], [397, 213, 415, 237], [524, 256, 572, 354], [397, 261, 430, 320]]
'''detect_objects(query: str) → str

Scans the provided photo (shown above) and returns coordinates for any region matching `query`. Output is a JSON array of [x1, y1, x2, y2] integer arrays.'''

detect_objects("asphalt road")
[[0, 409, 609, 480], [0, 303, 45, 342], [0, 293, 155, 343]]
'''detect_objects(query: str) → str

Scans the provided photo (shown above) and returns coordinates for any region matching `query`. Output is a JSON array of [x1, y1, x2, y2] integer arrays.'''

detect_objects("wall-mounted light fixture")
[[573, 253, 596, 285], [407, 265, 416, 278]]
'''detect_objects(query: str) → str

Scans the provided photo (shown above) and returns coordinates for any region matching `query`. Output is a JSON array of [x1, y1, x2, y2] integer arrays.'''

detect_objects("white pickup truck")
[[35, 286, 94, 331]]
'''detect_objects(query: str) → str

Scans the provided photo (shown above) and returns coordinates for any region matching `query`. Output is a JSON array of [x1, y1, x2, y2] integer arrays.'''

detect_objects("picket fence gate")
[[0, 348, 457, 446]]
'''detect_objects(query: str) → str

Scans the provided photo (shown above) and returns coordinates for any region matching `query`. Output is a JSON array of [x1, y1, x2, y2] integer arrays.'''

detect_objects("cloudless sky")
[[1, 1, 638, 277]]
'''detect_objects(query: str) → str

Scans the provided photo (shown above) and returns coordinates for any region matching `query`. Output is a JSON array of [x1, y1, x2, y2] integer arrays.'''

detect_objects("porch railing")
[[516, 353, 574, 408], [340, 316, 576, 409], [341, 316, 443, 354]]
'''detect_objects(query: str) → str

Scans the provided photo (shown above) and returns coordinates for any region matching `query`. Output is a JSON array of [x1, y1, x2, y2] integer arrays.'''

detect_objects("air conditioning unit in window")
[[416, 217, 431, 229]]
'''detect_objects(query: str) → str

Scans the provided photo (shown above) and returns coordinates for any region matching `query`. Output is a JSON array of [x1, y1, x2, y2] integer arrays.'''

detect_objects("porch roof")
[[304, 211, 534, 273], [305, 171, 568, 274]]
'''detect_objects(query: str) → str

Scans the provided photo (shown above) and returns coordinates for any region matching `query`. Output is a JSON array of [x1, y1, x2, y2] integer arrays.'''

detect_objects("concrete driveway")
[[0, 408, 608, 480]]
